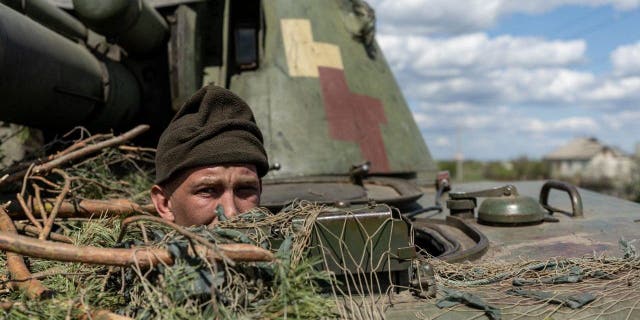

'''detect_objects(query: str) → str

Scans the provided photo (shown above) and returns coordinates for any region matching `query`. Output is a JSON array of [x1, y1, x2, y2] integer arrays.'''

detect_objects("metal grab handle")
[[449, 185, 518, 199], [539, 180, 583, 217]]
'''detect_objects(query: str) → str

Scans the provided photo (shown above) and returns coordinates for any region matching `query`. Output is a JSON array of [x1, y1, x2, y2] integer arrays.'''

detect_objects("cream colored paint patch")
[[281, 19, 343, 77]]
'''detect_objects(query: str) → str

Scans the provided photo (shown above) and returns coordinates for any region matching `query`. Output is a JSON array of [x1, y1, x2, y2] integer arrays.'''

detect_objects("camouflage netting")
[[0, 210, 338, 319], [419, 240, 640, 319], [0, 127, 639, 320], [0, 127, 406, 319]]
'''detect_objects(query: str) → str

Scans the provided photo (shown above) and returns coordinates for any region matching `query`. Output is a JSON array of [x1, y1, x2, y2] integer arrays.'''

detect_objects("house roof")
[[544, 137, 607, 160]]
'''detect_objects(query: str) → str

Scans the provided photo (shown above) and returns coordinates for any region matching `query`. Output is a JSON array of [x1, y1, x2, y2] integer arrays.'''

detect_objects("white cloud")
[[420, 108, 605, 159], [602, 110, 640, 129], [402, 67, 596, 105], [378, 34, 586, 76], [368, 0, 501, 35], [411, 112, 436, 128], [412, 105, 513, 131], [416, 102, 477, 113], [434, 136, 451, 147], [369, 0, 640, 36], [584, 76, 640, 101], [413, 111, 464, 130], [380, 32, 640, 109], [611, 42, 640, 75], [371, 0, 640, 159], [418, 104, 599, 135], [488, 68, 595, 103], [499, 0, 640, 13], [522, 117, 600, 133], [378, 32, 595, 106]]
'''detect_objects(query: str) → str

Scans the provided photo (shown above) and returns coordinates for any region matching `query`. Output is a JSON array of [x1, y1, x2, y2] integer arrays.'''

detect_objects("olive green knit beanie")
[[155, 85, 268, 184]]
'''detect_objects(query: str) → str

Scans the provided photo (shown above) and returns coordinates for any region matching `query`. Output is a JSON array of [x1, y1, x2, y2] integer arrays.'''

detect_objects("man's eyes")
[[236, 186, 259, 196], [196, 187, 220, 195], [195, 186, 258, 196]]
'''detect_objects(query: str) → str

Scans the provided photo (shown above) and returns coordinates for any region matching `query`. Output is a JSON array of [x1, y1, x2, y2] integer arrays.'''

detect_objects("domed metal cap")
[[478, 194, 546, 225]]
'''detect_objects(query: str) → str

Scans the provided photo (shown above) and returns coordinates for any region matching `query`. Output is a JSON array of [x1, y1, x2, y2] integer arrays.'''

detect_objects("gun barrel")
[[73, 0, 168, 56], [0, 3, 140, 131], [1, 0, 87, 40]]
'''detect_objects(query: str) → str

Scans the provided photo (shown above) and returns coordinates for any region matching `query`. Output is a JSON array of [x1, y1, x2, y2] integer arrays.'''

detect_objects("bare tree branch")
[[0, 230, 274, 267], [1, 125, 150, 187], [0, 207, 50, 298]]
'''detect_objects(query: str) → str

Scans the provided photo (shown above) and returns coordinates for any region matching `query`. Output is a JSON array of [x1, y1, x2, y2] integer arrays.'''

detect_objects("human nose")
[[218, 191, 238, 219]]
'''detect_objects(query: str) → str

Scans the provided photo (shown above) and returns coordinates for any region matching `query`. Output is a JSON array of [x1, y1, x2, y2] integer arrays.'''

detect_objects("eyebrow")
[[193, 176, 259, 187], [193, 177, 223, 186]]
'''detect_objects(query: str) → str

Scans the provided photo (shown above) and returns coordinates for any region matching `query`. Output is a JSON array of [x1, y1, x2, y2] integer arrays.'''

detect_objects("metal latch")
[[409, 260, 436, 298], [446, 185, 517, 218], [447, 185, 547, 225]]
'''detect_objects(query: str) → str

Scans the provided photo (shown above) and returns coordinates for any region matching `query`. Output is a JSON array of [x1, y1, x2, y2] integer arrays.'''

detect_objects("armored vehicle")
[[1, 0, 639, 319]]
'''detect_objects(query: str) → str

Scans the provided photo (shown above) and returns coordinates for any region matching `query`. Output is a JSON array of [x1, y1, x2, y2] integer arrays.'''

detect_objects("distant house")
[[544, 137, 636, 183]]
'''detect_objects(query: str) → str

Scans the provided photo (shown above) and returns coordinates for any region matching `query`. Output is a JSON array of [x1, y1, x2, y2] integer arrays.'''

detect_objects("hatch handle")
[[349, 161, 370, 186], [539, 180, 583, 217], [449, 185, 518, 199]]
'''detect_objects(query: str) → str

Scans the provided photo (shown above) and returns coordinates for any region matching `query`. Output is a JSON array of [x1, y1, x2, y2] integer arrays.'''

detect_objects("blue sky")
[[370, 0, 640, 160]]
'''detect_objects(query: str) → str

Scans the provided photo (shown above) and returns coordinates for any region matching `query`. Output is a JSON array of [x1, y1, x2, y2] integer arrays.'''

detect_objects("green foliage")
[[0, 144, 327, 318], [437, 160, 485, 181], [437, 161, 456, 177], [483, 162, 514, 181], [259, 237, 336, 319], [66, 148, 154, 202], [0, 221, 125, 319], [0, 140, 410, 319], [510, 156, 550, 180], [0, 217, 337, 319], [262, 258, 335, 319], [438, 157, 550, 181]]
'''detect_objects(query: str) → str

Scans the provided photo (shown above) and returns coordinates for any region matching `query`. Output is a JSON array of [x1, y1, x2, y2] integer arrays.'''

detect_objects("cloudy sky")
[[369, 0, 640, 160]]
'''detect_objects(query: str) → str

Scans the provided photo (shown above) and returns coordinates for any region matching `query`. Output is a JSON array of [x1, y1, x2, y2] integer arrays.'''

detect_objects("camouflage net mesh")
[[0, 128, 421, 319], [419, 241, 640, 320], [216, 201, 410, 319], [0, 127, 638, 319], [0, 202, 413, 319]]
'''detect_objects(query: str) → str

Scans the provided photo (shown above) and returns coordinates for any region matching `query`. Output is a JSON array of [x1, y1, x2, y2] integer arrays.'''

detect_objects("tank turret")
[[0, 0, 437, 186], [1, 3, 640, 319]]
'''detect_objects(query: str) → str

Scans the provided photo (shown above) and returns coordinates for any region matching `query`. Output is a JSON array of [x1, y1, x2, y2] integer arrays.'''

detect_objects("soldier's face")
[[151, 164, 261, 227]]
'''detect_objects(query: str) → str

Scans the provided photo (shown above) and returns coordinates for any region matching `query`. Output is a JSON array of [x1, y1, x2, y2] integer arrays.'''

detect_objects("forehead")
[[181, 164, 259, 183]]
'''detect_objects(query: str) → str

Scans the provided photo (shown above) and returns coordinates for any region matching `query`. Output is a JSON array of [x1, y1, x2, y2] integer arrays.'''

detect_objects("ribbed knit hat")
[[155, 85, 268, 184]]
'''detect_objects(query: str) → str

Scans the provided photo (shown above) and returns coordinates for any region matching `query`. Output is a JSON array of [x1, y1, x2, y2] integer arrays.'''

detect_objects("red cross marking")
[[318, 67, 391, 173]]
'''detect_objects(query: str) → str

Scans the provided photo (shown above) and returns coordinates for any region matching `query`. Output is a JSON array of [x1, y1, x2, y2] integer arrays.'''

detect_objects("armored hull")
[[0, 1, 639, 319]]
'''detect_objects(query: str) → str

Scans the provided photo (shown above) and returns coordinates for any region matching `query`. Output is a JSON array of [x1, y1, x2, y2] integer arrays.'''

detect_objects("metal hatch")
[[260, 176, 424, 211]]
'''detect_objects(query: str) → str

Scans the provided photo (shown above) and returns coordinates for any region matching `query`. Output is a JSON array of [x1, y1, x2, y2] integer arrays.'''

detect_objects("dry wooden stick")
[[39, 169, 71, 240], [32, 184, 48, 222], [0, 127, 99, 179], [81, 309, 133, 320], [0, 207, 50, 299], [8, 198, 156, 220], [0, 301, 13, 311], [14, 222, 73, 244], [1, 125, 149, 186], [118, 145, 156, 153], [34, 125, 150, 174], [0, 231, 274, 267], [19, 164, 34, 198], [52, 133, 112, 160], [0, 267, 89, 284], [28, 176, 60, 189], [16, 193, 42, 231]]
